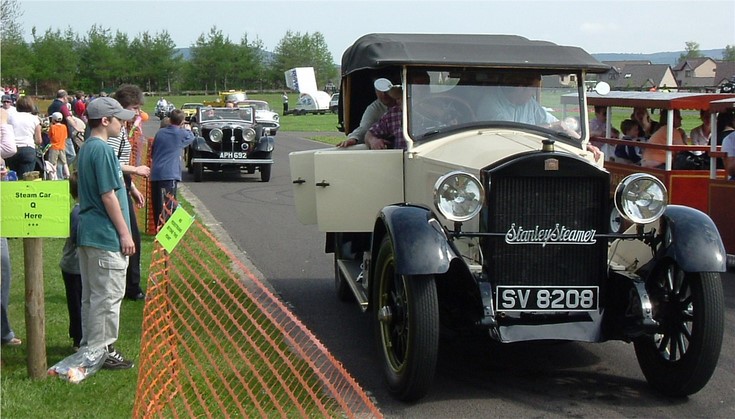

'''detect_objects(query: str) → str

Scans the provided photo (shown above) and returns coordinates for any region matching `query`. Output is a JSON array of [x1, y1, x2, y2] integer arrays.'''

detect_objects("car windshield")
[[200, 107, 253, 122], [183, 103, 201, 110], [406, 68, 586, 142], [242, 101, 269, 111]]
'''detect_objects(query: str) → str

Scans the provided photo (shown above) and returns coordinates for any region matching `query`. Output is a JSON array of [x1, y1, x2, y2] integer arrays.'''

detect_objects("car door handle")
[[315, 181, 330, 187], [292, 178, 306, 184]]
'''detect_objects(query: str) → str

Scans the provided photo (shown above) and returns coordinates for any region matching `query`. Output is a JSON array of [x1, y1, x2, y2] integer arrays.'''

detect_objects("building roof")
[[610, 64, 674, 90], [714, 61, 735, 85], [672, 57, 715, 71]]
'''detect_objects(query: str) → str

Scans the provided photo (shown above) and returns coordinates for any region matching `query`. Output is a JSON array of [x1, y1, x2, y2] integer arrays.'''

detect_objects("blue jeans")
[[1, 238, 16, 343], [6, 146, 37, 178]]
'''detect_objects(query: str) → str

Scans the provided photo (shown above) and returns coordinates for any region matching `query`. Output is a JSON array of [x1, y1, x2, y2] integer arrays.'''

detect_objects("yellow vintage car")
[[180, 102, 203, 121], [202, 90, 248, 107]]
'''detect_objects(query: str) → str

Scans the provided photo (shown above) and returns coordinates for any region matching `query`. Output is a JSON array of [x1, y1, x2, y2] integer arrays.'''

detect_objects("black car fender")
[[371, 204, 457, 277], [656, 205, 726, 273], [191, 136, 214, 154], [255, 135, 275, 153]]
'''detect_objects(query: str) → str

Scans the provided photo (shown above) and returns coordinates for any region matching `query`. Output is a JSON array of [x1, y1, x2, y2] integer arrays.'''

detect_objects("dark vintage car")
[[186, 106, 274, 182], [290, 34, 726, 401]]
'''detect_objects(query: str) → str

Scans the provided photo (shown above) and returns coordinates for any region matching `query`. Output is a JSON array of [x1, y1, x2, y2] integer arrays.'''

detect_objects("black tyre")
[[333, 233, 353, 302], [185, 149, 193, 174], [373, 236, 439, 401], [193, 163, 203, 182], [260, 164, 272, 182], [634, 263, 724, 397]]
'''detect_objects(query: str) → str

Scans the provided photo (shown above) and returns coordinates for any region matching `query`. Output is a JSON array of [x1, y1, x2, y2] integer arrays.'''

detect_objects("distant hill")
[[592, 49, 725, 66], [175, 47, 726, 67]]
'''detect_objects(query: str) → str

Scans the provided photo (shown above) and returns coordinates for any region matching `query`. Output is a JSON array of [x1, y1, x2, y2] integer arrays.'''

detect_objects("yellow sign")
[[0, 180, 71, 238], [155, 206, 195, 253]]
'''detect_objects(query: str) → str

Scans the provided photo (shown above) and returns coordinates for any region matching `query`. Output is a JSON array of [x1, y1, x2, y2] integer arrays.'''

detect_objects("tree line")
[[1, 1, 337, 97]]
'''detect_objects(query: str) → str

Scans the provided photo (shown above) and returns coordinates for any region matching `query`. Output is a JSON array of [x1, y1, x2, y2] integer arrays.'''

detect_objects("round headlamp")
[[210, 128, 223, 143], [433, 171, 484, 222], [243, 128, 256, 142], [614, 173, 667, 224]]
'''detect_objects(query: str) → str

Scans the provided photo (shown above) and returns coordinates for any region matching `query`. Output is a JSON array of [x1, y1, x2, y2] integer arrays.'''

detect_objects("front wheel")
[[193, 163, 203, 182], [634, 263, 724, 397], [373, 236, 439, 401], [260, 164, 272, 182]]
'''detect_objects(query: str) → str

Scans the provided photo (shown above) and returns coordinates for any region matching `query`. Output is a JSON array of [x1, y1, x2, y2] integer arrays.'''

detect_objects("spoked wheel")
[[634, 261, 724, 397], [373, 236, 438, 401]]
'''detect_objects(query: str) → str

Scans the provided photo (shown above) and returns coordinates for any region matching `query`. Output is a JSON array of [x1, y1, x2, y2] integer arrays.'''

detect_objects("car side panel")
[[314, 150, 404, 232]]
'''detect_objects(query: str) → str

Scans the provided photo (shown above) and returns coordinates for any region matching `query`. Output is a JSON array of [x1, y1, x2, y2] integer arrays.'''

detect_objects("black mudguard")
[[192, 136, 213, 154], [373, 205, 457, 276], [659, 205, 726, 273], [256, 135, 275, 153]]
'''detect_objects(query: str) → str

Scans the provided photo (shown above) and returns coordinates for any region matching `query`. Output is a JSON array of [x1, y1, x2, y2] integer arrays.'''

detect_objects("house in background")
[[714, 61, 735, 92], [602, 62, 678, 91], [673, 57, 717, 92]]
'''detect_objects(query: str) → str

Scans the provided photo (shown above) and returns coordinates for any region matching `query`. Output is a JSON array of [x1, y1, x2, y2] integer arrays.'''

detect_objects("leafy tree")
[[723, 45, 735, 62], [272, 31, 337, 91], [187, 26, 239, 93], [28, 27, 80, 94], [0, 0, 31, 89], [76, 25, 117, 93], [678, 41, 703, 63]]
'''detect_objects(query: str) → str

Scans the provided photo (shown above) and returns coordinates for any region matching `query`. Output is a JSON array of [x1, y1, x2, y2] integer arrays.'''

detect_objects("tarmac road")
[[147, 121, 734, 418]]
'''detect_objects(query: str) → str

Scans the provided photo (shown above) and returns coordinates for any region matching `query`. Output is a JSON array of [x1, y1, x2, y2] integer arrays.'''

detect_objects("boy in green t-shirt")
[[76, 97, 136, 370]]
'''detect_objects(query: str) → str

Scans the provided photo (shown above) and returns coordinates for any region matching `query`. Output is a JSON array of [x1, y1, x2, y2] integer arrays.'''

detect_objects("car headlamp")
[[614, 173, 667, 224], [210, 128, 223, 143], [433, 171, 484, 222], [243, 128, 256, 142]]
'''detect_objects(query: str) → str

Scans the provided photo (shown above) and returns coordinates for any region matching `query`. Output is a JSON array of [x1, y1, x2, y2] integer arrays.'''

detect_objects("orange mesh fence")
[[133, 196, 382, 418]]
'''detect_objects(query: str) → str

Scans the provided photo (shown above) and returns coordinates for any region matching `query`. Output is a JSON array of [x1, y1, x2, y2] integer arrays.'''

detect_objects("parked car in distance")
[[203, 90, 248, 107], [290, 33, 726, 402], [186, 106, 274, 182], [329, 93, 339, 113], [181, 102, 203, 122], [237, 99, 280, 135]]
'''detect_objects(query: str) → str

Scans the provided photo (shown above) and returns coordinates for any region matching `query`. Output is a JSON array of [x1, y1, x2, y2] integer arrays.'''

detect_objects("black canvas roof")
[[341, 33, 610, 75]]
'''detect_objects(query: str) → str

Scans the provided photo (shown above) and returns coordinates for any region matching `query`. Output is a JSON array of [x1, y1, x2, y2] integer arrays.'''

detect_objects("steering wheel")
[[413, 95, 476, 127]]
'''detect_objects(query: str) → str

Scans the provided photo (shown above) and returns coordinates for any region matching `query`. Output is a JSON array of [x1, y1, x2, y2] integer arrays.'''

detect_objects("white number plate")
[[496, 286, 598, 312], [219, 151, 247, 159]]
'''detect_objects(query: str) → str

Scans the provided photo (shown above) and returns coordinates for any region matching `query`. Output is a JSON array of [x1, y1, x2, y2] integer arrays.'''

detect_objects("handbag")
[[673, 151, 709, 170]]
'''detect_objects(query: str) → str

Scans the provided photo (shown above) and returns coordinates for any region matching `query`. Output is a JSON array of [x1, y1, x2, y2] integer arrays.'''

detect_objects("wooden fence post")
[[23, 237, 46, 379]]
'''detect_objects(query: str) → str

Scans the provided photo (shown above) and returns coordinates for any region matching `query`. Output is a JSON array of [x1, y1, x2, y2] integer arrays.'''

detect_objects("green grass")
[[1, 234, 154, 417]]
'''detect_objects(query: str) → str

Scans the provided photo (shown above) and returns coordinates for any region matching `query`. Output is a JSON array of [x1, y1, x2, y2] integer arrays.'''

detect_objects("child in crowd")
[[59, 171, 82, 350], [48, 112, 70, 178], [615, 119, 643, 164]]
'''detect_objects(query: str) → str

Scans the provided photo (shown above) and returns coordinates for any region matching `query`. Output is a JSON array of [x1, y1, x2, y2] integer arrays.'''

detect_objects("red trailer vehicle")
[[562, 91, 735, 264]]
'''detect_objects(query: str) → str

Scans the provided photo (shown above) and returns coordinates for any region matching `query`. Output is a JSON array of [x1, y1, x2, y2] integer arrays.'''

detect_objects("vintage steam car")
[[289, 34, 726, 401], [186, 106, 274, 182]]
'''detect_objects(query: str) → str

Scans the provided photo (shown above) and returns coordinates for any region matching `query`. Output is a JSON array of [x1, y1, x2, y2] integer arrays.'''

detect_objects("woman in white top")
[[6, 96, 41, 177]]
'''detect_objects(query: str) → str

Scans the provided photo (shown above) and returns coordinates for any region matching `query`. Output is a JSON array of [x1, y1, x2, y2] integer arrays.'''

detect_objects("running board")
[[336, 258, 369, 310]]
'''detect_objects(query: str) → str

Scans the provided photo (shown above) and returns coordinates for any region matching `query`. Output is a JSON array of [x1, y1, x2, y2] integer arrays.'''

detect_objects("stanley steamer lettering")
[[290, 34, 727, 402]]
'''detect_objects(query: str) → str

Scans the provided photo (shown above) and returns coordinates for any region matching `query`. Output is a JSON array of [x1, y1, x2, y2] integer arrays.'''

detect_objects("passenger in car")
[[722, 130, 735, 180], [641, 109, 685, 169], [336, 78, 396, 147], [614, 119, 643, 164], [364, 85, 405, 150], [631, 107, 659, 139]]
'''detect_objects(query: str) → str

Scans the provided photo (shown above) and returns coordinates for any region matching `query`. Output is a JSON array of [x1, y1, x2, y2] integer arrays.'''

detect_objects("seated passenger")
[[641, 109, 685, 169], [364, 86, 406, 150], [337, 78, 396, 147], [722, 130, 735, 180], [631, 107, 659, 138], [614, 119, 643, 164]]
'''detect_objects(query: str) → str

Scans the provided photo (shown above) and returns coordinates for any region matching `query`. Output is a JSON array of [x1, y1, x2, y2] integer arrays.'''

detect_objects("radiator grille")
[[482, 156, 608, 288]]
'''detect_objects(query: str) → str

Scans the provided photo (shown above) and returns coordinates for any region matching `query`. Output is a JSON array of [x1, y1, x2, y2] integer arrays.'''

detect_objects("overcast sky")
[[17, 0, 735, 61]]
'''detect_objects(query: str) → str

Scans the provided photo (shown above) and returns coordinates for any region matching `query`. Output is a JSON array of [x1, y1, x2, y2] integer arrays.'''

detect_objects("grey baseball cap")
[[86, 97, 135, 120]]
